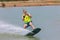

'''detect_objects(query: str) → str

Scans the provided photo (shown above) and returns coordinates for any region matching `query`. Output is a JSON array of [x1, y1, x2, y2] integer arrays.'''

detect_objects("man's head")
[[23, 9, 27, 14]]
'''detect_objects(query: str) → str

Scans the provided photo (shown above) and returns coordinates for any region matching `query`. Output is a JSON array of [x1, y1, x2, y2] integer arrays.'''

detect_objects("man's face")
[[23, 10, 27, 14]]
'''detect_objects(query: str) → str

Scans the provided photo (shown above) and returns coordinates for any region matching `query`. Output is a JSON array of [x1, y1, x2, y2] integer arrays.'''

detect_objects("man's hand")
[[29, 14, 32, 18], [22, 18, 24, 21], [22, 16, 24, 21], [26, 13, 32, 18]]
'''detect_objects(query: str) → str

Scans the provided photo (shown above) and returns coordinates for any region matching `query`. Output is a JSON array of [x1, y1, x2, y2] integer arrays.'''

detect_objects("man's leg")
[[24, 24, 27, 29], [29, 22, 35, 29]]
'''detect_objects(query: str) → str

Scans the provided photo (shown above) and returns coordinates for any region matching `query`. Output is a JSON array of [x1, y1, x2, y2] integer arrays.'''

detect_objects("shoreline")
[[0, 1, 60, 7]]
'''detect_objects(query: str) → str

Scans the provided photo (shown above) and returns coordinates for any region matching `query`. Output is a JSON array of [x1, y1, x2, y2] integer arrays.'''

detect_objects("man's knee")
[[24, 24, 27, 28], [29, 22, 33, 25]]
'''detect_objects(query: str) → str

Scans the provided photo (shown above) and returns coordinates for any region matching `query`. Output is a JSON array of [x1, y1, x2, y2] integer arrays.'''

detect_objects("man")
[[22, 10, 35, 29]]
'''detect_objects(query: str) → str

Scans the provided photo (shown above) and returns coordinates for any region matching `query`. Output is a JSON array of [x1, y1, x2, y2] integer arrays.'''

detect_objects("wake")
[[0, 21, 30, 36]]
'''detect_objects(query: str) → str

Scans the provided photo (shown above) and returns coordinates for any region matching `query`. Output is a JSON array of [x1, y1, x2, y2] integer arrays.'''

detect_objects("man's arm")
[[22, 14, 24, 21], [29, 13, 32, 18], [27, 13, 32, 18]]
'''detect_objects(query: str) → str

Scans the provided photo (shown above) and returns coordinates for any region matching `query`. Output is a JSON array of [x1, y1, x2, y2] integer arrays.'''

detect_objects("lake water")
[[0, 6, 60, 40]]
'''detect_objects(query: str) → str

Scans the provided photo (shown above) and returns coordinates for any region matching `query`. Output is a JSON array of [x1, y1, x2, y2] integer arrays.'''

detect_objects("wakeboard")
[[26, 28, 41, 36]]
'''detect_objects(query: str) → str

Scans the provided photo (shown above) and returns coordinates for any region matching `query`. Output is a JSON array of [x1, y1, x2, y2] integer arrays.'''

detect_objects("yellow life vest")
[[24, 15, 31, 23]]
